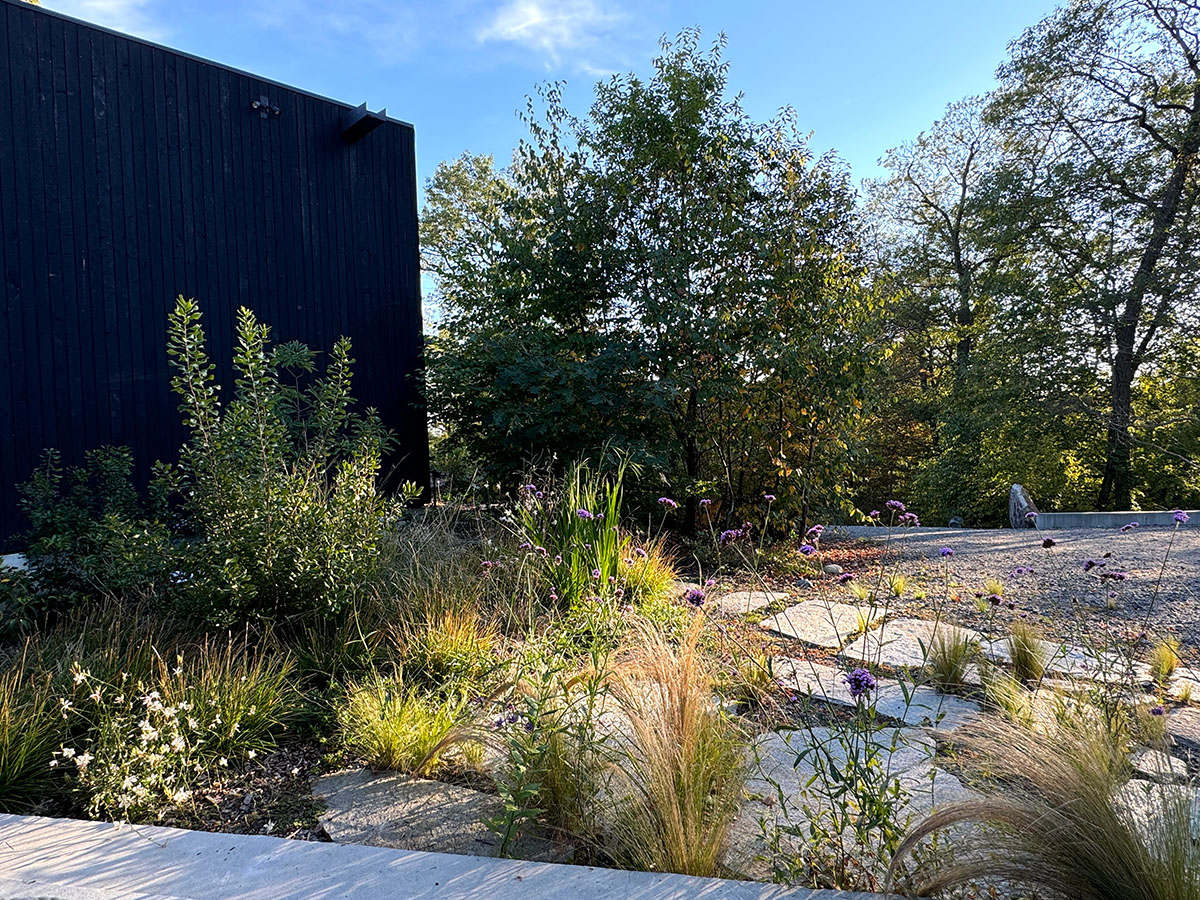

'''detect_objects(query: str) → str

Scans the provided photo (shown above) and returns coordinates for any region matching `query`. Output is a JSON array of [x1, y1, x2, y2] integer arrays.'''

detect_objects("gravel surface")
[[824, 524, 1200, 658]]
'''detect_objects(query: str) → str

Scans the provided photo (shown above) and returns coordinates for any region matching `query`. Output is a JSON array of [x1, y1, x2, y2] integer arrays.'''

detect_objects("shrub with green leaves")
[[6, 447, 175, 630], [164, 298, 412, 624]]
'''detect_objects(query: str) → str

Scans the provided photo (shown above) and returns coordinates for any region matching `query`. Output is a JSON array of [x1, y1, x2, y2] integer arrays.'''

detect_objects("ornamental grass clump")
[[888, 715, 1200, 900], [0, 652, 63, 812], [606, 621, 746, 877], [340, 672, 471, 774], [927, 630, 977, 693], [1147, 636, 1181, 686], [1008, 619, 1049, 683]]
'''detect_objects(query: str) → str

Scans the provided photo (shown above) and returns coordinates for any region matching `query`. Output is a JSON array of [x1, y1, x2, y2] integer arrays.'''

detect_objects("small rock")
[[793, 576, 814, 590], [948, 516, 964, 527], [822, 564, 843, 576]]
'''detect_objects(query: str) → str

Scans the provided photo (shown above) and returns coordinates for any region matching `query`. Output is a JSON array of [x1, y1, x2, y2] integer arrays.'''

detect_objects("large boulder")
[[1009, 484, 1040, 529]]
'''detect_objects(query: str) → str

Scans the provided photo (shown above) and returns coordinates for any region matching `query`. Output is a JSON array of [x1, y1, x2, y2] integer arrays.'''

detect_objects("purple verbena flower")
[[1175, 510, 1190, 524], [836, 572, 855, 583], [633, 547, 648, 559], [806, 524, 825, 537], [1025, 511, 1038, 521], [591, 568, 601, 580], [763, 493, 777, 502], [658, 497, 679, 509], [886, 500, 906, 512], [518, 541, 532, 550], [843, 667, 877, 700], [1083, 559, 1106, 572], [1120, 522, 1139, 533], [523, 484, 538, 493], [684, 589, 706, 607], [1042, 537, 1056, 549], [1150, 705, 1166, 716], [798, 544, 816, 556], [699, 498, 713, 507], [869, 510, 880, 518], [576, 509, 595, 520], [939, 547, 955, 558], [1099, 571, 1128, 582]]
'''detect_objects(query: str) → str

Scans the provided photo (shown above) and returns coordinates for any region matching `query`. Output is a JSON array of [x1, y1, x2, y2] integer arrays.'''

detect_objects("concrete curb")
[[0, 814, 884, 900]]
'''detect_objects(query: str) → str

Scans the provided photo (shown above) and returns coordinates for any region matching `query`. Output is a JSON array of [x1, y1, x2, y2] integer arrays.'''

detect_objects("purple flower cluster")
[[939, 547, 954, 558], [1025, 511, 1038, 521], [658, 497, 679, 510], [806, 524, 824, 539], [836, 572, 855, 583], [886, 500, 906, 512], [1010, 566, 1034, 578], [798, 544, 816, 556], [1120, 522, 1139, 533], [1042, 537, 1056, 548], [684, 588, 706, 607], [699, 498, 713, 507], [1099, 570, 1128, 582], [1083, 559, 1106, 573], [869, 509, 881, 518], [1176, 510, 1191, 525], [843, 667, 877, 700], [576, 509, 595, 520], [719, 522, 753, 547], [763, 493, 777, 502], [899, 512, 920, 527]]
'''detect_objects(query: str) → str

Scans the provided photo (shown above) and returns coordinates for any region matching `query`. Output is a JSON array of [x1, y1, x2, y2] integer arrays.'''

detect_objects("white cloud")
[[46, 0, 169, 41], [477, 0, 622, 62]]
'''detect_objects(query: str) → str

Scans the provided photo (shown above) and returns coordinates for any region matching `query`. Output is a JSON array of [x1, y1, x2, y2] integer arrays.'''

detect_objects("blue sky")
[[44, 0, 1062, 193]]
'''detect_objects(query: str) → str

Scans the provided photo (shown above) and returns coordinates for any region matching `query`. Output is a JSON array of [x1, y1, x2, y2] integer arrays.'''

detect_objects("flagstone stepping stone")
[[841, 618, 982, 669], [771, 657, 868, 707], [315, 769, 567, 861], [898, 766, 980, 822], [1169, 707, 1200, 771], [984, 638, 1151, 683], [762, 600, 874, 649], [1114, 779, 1200, 837], [728, 726, 941, 879], [1132, 747, 1189, 782], [746, 726, 935, 799], [713, 589, 788, 616], [873, 682, 984, 732], [1170, 667, 1200, 703]]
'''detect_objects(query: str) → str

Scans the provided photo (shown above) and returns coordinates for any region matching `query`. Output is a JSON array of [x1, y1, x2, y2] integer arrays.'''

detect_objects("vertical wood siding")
[[0, 0, 428, 543]]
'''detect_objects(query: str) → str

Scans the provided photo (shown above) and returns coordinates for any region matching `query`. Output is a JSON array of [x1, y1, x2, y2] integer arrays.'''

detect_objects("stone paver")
[[1132, 748, 1189, 781], [840, 618, 981, 669], [762, 601, 874, 649], [0, 813, 853, 900], [771, 658, 861, 707], [714, 590, 789, 616], [1170, 667, 1200, 702], [984, 638, 1151, 683], [873, 682, 984, 732], [316, 769, 566, 861]]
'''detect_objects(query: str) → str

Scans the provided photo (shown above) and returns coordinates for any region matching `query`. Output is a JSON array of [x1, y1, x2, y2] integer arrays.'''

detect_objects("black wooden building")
[[0, 0, 427, 543]]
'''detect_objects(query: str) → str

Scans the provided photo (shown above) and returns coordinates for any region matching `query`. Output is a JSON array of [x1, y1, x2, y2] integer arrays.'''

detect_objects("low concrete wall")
[[1037, 510, 1196, 529], [0, 814, 876, 900]]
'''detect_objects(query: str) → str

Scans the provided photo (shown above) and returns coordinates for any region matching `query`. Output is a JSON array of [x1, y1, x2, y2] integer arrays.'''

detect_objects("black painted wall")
[[0, 0, 427, 544]]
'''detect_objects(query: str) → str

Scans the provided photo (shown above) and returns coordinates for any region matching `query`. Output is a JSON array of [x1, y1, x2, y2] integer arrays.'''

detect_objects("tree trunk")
[[1098, 82, 1200, 510]]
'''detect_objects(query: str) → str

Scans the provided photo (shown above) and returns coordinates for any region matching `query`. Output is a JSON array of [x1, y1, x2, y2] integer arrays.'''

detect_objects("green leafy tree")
[[987, 0, 1200, 509], [423, 31, 881, 526]]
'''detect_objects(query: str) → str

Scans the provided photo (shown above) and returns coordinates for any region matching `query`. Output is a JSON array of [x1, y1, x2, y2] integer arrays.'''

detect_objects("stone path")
[[0, 813, 857, 900]]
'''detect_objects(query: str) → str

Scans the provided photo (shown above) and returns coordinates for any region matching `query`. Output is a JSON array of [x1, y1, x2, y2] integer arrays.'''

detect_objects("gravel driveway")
[[826, 524, 1200, 656]]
